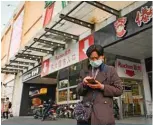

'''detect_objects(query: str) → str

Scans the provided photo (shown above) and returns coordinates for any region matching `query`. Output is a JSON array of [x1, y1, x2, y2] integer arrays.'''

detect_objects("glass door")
[[121, 78, 144, 118]]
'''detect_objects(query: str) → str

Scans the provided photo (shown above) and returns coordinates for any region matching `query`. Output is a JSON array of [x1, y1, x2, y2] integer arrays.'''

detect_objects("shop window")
[[58, 68, 69, 80], [69, 62, 82, 76], [70, 88, 79, 101], [58, 90, 68, 102], [121, 79, 144, 117], [69, 74, 80, 86], [58, 79, 69, 89]]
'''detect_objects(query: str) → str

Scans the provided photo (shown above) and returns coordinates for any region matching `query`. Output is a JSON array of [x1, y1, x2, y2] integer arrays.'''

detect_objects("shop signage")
[[23, 66, 41, 82], [41, 43, 79, 77], [135, 6, 153, 27], [94, 2, 152, 47], [114, 17, 127, 38], [43, 2, 55, 27], [116, 59, 142, 79], [79, 34, 94, 61]]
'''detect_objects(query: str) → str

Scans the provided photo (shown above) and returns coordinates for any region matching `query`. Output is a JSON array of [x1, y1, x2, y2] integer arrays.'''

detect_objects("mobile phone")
[[86, 78, 97, 84]]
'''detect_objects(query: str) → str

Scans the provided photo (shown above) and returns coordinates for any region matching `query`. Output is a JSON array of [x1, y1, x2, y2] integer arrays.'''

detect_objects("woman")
[[76, 44, 123, 125]]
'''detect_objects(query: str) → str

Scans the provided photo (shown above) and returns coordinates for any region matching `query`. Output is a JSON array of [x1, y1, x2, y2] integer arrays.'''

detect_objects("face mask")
[[90, 59, 103, 68]]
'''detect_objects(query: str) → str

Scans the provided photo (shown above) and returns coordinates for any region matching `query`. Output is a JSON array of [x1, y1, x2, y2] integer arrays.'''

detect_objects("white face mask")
[[90, 59, 103, 68]]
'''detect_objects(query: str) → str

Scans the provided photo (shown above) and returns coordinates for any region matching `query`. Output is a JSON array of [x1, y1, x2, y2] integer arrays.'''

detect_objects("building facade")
[[1, 1, 152, 119]]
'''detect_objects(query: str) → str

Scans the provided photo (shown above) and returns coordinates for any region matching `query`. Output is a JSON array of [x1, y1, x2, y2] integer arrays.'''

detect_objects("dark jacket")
[[76, 64, 123, 125]]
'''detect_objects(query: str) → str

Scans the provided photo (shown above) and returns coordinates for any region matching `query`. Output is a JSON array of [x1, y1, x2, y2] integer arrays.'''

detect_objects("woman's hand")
[[83, 76, 93, 85], [87, 80, 104, 90]]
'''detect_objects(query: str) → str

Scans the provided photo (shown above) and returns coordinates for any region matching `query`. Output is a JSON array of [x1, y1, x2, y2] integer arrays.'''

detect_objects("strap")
[[92, 68, 99, 79]]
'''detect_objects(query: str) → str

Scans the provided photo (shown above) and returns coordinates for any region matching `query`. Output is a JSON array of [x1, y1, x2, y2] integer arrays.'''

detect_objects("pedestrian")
[[76, 44, 123, 125], [3, 97, 11, 119]]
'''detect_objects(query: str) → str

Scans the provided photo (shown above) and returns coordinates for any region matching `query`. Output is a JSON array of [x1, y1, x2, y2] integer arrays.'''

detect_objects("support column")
[[141, 59, 151, 115], [12, 73, 24, 116]]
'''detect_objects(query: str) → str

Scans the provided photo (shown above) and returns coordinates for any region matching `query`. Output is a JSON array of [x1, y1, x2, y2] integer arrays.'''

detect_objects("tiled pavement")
[[1, 116, 152, 125]]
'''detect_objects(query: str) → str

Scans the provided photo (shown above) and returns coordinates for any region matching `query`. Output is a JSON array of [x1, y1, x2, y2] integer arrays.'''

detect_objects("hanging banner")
[[116, 59, 143, 79], [43, 3, 55, 27], [9, 9, 24, 59], [79, 34, 94, 61]]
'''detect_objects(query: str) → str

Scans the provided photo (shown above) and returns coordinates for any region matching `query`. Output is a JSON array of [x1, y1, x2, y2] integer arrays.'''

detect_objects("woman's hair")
[[86, 44, 104, 58]]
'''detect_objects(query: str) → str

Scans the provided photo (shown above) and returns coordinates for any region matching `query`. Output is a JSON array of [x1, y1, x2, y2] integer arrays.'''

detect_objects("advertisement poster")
[[9, 10, 24, 59]]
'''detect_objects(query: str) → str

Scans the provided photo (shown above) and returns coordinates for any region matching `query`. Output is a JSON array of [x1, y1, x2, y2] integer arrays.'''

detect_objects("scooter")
[[33, 105, 44, 119], [41, 101, 57, 121]]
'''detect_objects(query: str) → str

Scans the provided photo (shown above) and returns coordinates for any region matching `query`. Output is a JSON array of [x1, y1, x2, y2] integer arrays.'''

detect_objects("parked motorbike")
[[41, 100, 57, 121], [33, 105, 44, 119]]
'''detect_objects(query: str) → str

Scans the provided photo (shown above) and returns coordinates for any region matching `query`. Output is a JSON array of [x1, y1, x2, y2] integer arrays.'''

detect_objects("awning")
[[1, 1, 134, 75]]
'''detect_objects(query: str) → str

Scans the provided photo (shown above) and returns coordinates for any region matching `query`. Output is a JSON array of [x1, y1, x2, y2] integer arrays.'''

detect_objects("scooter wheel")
[[34, 115, 38, 119]]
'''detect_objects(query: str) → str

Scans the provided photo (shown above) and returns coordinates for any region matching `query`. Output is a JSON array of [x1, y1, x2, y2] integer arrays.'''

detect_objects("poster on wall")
[[116, 59, 143, 79], [9, 9, 24, 59]]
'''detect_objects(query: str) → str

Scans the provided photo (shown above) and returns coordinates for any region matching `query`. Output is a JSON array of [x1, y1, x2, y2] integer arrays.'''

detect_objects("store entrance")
[[121, 78, 145, 118]]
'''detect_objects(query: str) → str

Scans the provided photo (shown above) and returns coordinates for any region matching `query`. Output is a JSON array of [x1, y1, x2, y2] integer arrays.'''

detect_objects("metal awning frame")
[[2, 1, 121, 74]]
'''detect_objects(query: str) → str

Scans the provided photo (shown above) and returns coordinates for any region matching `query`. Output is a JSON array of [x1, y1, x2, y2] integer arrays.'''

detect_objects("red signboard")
[[114, 17, 127, 38], [135, 6, 153, 27], [43, 3, 55, 27], [79, 35, 94, 61], [41, 59, 50, 77]]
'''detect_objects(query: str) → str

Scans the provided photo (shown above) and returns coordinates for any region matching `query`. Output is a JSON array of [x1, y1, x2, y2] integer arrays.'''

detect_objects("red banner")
[[41, 59, 50, 77], [43, 3, 55, 27], [79, 35, 94, 61]]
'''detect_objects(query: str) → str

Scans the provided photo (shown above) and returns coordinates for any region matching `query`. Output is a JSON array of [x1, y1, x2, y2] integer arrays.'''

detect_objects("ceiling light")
[[47, 51, 50, 53], [24, 57, 25, 58], [30, 58, 32, 59]]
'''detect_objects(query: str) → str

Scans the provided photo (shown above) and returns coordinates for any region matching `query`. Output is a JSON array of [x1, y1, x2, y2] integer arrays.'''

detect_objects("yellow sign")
[[40, 88, 47, 94]]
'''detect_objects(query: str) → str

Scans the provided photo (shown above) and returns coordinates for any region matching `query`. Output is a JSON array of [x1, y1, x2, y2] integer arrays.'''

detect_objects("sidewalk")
[[1, 116, 152, 125], [115, 117, 152, 125]]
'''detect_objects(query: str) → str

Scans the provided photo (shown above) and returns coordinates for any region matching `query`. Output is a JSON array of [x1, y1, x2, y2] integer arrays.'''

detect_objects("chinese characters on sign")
[[41, 43, 79, 77], [41, 34, 95, 77], [135, 6, 153, 27], [50, 49, 77, 72], [114, 17, 127, 38]]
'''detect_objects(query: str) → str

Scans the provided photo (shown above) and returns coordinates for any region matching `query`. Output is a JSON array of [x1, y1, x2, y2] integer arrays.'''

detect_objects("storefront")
[[93, 1, 152, 118], [41, 36, 94, 105], [39, 1, 152, 119], [20, 66, 57, 116]]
